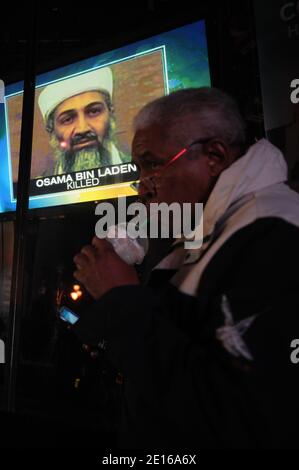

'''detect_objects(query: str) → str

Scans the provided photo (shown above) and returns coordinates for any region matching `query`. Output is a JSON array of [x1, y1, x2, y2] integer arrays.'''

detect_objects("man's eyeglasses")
[[130, 137, 213, 193]]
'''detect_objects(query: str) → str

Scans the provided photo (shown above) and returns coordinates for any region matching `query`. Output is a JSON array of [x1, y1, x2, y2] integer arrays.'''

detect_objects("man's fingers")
[[73, 252, 89, 269], [92, 236, 114, 254], [73, 269, 85, 282], [81, 244, 97, 262]]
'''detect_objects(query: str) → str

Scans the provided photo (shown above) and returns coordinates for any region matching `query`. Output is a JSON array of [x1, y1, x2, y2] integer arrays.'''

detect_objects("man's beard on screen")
[[50, 129, 113, 174]]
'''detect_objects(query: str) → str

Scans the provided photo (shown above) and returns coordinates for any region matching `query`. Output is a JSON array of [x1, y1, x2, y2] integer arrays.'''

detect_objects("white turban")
[[38, 67, 113, 122]]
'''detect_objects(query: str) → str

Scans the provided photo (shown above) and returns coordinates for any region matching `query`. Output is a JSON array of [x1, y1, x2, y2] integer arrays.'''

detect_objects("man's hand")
[[73, 236, 140, 300]]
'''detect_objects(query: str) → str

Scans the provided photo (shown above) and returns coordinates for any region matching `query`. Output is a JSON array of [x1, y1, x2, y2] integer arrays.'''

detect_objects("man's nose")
[[74, 112, 90, 134], [138, 177, 156, 202]]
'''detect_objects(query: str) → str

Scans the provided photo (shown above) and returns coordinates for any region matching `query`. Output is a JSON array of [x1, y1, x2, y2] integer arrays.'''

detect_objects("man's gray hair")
[[133, 87, 246, 147]]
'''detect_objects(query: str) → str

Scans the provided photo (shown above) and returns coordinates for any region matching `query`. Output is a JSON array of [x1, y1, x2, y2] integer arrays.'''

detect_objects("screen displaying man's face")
[[50, 90, 112, 173], [3, 21, 209, 212]]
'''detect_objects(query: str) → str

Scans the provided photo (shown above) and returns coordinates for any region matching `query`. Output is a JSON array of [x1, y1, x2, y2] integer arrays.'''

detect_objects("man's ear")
[[203, 139, 232, 177]]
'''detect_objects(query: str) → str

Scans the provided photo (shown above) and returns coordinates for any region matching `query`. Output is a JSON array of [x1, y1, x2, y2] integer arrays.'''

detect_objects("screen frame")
[[0, 14, 218, 221]]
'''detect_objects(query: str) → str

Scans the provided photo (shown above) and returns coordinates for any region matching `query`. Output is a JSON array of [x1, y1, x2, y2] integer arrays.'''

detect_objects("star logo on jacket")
[[216, 294, 257, 361]]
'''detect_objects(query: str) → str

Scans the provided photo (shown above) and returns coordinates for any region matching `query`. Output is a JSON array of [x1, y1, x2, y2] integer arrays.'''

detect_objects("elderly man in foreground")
[[73, 88, 299, 449]]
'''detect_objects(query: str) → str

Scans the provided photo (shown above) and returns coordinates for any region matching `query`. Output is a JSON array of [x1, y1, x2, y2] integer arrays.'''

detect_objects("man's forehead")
[[132, 124, 171, 153], [132, 123, 185, 160], [55, 90, 106, 116]]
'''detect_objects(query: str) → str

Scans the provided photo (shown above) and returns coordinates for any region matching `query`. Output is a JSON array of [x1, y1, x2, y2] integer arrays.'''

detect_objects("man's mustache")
[[71, 131, 98, 146]]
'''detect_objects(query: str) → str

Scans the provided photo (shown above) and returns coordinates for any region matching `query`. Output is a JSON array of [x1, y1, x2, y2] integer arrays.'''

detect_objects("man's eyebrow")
[[138, 151, 162, 161], [85, 101, 105, 108], [132, 152, 163, 171], [56, 109, 76, 120], [56, 101, 105, 120]]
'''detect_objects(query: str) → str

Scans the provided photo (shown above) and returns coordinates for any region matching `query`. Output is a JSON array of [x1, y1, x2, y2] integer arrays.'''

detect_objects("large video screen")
[[0, 20, 211, 213]]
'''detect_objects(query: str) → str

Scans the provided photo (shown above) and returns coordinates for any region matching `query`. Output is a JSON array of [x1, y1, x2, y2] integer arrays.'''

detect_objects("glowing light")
[[60, 141, 67, 149], [70, 285, 83, 301]]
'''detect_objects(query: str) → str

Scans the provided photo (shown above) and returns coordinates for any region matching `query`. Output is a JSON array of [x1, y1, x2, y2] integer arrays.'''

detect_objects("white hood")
[[203, 139, 288, 238], [155, 138, 299, 281], [170, 139, 299, 295]]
